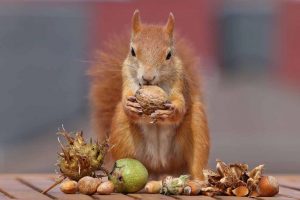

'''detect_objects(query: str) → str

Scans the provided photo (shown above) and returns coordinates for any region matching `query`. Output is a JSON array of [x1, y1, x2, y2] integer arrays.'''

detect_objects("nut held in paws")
[[135, 85, 168, 115]]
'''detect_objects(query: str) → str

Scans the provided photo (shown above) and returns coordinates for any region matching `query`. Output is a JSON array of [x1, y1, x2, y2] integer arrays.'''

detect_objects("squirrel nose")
[[142, 75, 156, 85]]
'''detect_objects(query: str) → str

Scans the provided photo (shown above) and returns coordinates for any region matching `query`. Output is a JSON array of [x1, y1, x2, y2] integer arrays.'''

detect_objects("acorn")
[[257, 176, 279, 197], [97, 181, 115, 195], [232, 186, 249, 197], [60, 180, 78, 194], [135, 85, 168, 115], [78, 176, 101, 195]]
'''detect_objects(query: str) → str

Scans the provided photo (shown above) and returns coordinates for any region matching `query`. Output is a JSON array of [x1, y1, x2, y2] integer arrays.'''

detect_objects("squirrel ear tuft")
[[165, 12, 175, 37], [132, 9, 141, 35]]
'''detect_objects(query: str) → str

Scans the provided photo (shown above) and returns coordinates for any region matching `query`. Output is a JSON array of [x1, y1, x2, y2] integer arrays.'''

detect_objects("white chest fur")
[[139, 124, 176, 168]]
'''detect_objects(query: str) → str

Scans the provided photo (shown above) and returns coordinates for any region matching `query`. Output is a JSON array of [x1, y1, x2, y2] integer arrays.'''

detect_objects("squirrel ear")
[[165, 12, 175, 37], [132, 10, 141, 35]]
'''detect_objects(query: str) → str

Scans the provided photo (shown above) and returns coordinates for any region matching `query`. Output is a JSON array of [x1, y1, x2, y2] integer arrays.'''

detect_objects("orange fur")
[[88, 11, 209, 180]]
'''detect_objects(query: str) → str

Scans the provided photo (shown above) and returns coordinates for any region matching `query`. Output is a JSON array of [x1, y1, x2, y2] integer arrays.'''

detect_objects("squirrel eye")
[[166, 51, 172, 60], [131, 48, 136, 57]]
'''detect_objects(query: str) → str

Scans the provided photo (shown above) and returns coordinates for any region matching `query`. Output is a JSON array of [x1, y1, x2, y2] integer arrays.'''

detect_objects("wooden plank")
[[276, 175, 300, 190], [175, 195, 216, 200], [0, 178, 51, 200], [94, 193, 134, 200], [0, 191, 10, 200], [127, 193, 175, 200], [278, 186, 300, 200], [17, 175, 94, 200], [213, 196, 250, 200], [178, 194, 296, 200], [259, 196, 298, 200]]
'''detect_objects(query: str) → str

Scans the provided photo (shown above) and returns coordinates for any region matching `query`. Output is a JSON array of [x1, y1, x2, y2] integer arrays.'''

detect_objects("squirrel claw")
[[164, 103, 175, 110], [126, 101, 141, 109], [151, 109, 174, 120], [127, 96, 137, 102]]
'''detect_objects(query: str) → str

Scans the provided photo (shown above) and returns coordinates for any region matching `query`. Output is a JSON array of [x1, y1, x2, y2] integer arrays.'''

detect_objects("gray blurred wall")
[[0, 3, 89, 172]]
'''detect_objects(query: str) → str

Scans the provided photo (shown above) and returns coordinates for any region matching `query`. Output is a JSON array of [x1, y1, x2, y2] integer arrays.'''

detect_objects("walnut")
[[135, 86, 168, 115]]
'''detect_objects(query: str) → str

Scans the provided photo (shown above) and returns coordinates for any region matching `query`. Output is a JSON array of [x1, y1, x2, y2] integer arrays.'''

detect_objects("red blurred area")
[[278, 1, 300, 86], [88, 0, 220, 67]]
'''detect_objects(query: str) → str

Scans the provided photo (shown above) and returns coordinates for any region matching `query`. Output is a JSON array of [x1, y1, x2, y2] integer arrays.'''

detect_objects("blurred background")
[[0, 0, 299, 174]]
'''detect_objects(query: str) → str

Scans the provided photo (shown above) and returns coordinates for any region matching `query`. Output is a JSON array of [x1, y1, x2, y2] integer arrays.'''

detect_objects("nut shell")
[[135, 86, 168, 115], [183, 180, 205, 195], [257, 176, 279, 197], [145, 180, 162, 194], [60, 180, 78, 194], [97, 181, 115, 195], [78, 176, 101, 195]]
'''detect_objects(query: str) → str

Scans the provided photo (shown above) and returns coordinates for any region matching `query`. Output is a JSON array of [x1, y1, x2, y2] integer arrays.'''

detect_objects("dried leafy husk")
[[216, 160, 237, 184], [57, 129, 109, 181], [160, 175, 190, 195], [249, 164, 264, 181], [203, 169, 222, 185], [247, 178, 258, 194], [230, 163, 248, 179]]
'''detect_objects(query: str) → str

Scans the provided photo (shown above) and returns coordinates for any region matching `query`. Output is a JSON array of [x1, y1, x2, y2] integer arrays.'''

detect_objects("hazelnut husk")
[[135, 85, 168, 115], [60, 180, 78, 194], [78, 176, 101, 195], [257, 176, 279, 197]]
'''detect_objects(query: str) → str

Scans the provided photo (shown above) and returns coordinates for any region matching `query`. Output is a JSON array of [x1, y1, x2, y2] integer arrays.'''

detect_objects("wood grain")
[[0, 178, 51, 200]]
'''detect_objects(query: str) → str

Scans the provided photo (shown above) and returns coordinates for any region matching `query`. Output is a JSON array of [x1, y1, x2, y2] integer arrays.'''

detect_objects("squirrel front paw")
[[150, 103, 177, 122], [123, 96, 143, 120]]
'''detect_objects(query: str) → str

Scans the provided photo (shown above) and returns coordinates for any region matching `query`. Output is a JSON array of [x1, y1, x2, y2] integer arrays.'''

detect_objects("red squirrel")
[[88, 10, 210, 180]]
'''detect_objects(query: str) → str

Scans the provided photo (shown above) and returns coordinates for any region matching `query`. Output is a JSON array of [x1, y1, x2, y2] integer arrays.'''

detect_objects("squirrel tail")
[[88, 34, 129, 140]]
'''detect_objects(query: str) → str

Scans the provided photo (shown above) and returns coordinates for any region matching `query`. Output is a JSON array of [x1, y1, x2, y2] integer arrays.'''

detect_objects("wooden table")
[[0, 174, 299, 200]]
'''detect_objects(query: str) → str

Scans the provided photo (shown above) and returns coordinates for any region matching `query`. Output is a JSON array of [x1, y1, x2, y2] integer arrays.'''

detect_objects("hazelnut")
[[257, 176, 279, 197], [183, 180, 205, 195], [97, 181, 115, 195], [135, 85, 168, 115], [232, 186, 249, 197], [60, 180, 78, 194], [78, 176, 101, 195], [145, 181, 162, 194]]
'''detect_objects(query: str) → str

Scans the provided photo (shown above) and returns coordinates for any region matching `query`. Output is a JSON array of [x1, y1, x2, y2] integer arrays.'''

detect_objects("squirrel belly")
[[88, 10, 210, 180]]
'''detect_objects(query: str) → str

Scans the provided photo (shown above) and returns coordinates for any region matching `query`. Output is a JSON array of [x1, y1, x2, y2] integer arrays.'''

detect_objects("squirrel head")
[[125, 10, 177, 86]]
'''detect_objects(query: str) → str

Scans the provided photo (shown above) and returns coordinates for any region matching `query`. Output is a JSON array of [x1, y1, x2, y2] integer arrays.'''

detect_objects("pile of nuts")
[[144, 159, 279, 197], [201, 159, 279, 197], [58, 160, 279, 197], [60, 176, 114, 195]]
